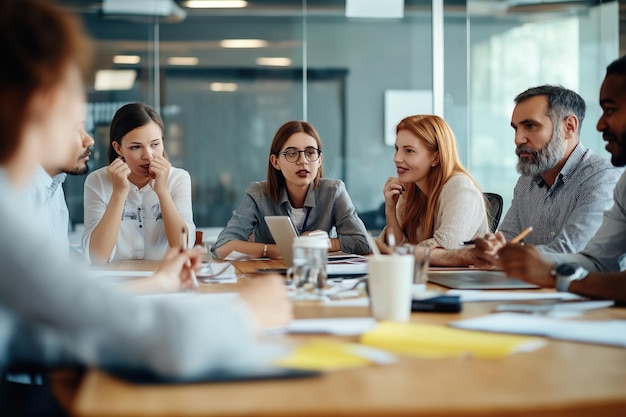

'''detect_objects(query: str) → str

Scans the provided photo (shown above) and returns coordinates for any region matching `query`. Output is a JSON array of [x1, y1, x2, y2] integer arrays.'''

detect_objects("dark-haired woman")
[[82, 103, 194, 264], [213, 120, 369, 259]]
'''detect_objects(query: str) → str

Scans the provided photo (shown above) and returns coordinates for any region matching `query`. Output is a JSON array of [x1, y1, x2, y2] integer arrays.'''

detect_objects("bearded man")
[[488, 85, 621, 255]]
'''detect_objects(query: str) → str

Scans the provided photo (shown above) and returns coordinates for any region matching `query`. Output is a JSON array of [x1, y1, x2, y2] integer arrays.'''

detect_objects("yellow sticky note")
[[274, 339, 376, 371], [360, 321, 544, 359]]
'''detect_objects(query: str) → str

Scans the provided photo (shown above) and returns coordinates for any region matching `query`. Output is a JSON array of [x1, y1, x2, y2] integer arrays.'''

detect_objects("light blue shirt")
[[498, 143, 622, 254], [213, 179, 370, 255], [0, 168, 266, 376], [29, 165, 69, 254], [546, 170, 626, 272]]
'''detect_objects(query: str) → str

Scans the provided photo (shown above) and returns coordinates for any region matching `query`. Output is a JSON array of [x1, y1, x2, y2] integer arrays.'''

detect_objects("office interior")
[[59, 0, 622, 238]]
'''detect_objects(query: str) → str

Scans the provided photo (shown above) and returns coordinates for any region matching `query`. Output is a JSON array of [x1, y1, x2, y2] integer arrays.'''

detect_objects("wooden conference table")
[[62, 259, 626, 417]]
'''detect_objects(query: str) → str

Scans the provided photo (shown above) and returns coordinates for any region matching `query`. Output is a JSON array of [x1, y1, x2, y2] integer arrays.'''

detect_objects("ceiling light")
[[102, 0, 186, 23], [220, 39, 268, 48], [256, 57, 292, 67], [210, 82, 238, 92], [183, 0, 247, 8], [113, 55, 141, 64], [94, 70, 136, 91], [168, 56, 199, 65]]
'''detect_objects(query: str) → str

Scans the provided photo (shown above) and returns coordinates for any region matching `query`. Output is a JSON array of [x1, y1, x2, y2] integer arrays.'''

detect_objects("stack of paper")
[[360, 321, 545, 358]]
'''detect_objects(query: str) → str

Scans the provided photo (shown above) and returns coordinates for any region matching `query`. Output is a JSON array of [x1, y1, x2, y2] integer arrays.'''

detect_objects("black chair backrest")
[[483, 192, 503, 233]]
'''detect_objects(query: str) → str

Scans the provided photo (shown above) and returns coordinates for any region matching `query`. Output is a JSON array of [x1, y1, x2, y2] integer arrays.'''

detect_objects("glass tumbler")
[[287, 236, 329, 300], [395, 242, 430, 290]]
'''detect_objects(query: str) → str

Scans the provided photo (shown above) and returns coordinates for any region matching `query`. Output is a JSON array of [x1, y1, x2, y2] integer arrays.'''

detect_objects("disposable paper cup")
[[367, 255, 414, 322]]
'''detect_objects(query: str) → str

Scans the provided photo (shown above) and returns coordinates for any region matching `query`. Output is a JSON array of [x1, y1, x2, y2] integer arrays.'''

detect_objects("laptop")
[[262, 215, 367, 278], [428, 270, 540, 290]]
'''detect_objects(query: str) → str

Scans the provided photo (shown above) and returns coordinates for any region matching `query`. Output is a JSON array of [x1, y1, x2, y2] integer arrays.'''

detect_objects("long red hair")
[[398, 115, 479, 243]]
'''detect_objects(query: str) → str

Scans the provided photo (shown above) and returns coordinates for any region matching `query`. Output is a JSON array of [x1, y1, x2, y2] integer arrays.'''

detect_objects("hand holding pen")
[[181, 227, 199, 291], [472, 227, 533, 269], [150, 246, 203, 292]]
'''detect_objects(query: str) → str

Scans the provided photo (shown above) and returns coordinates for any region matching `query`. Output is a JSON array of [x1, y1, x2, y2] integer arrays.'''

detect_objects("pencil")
[[509, 226, 533, 244], [181, 227, 199, 290]]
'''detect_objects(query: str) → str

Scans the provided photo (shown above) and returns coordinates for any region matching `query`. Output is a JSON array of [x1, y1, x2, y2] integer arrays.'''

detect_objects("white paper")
[[137, 291, 239, 301], [327, 263, 368, 276], [223, 251, 251, 261], [495, 300, 614, 314], [321, 297, 370, 307], [446, 290, 583, 303], [87, 270, 153, 278], [198, 262, 237, 284], [451, 312, 626, 347], [85, 269, 154, 285]]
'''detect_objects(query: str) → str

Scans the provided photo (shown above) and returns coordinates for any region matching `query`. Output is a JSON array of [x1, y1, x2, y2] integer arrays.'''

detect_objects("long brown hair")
[[0, 0, 90, 163], [398, 115, 479, 243], [266, 121, 323, 202]]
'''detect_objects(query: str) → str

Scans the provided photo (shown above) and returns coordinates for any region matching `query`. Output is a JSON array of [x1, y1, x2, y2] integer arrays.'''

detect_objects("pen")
[[181, 227, 199, 290], [462, 240, 475, 245], [509, 226, 533, 244]]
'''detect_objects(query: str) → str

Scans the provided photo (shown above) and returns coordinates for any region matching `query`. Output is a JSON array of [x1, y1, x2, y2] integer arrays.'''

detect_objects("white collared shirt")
[[82, 166, 195, 262]]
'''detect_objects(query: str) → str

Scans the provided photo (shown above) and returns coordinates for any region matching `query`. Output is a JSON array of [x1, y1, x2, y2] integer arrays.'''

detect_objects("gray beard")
[[516, 132, 566, 177]]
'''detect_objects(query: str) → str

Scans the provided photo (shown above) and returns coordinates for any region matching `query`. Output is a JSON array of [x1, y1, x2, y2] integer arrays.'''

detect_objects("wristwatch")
[[551, 263, 589, 292]]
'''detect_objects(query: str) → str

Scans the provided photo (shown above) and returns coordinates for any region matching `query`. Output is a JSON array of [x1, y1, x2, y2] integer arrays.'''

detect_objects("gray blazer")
[[213, 179, 370, 255]]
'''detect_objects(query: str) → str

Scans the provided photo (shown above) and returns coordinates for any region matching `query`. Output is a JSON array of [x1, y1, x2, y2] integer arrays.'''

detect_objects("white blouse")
[[82, 166, 195, 262]]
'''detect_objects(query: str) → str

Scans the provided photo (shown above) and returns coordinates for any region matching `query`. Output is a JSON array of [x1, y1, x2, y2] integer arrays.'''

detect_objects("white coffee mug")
[[367, 255, 414, 322]]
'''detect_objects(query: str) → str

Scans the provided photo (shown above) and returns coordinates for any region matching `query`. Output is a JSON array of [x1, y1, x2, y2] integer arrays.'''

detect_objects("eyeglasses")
[[278, 147, 321, 163]]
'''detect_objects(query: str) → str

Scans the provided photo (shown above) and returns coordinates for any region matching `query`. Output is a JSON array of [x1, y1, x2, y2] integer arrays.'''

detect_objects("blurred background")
[[57, 0, 621, 237]]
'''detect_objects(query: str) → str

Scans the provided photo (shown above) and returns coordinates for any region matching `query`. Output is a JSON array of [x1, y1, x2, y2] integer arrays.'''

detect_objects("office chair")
[[483, 192, 503, 233]]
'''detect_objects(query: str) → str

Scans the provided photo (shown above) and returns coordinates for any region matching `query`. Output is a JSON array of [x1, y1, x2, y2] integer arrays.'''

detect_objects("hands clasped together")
[[107, 155, 172, 195]]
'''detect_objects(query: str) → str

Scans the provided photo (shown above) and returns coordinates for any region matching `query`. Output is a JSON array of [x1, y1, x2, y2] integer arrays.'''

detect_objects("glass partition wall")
[[60, 0, 618, 232]]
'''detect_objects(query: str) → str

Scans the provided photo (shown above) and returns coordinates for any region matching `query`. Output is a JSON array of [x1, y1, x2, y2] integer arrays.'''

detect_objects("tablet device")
[[264, 215, 299, 267], [428, 270, 540, 290]]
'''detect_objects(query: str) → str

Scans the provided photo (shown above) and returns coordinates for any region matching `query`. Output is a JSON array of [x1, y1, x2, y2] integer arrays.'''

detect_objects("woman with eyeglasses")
[[380, 115, 489, 265], [213, 120, 370, 259], [82, 103, 195, 264]]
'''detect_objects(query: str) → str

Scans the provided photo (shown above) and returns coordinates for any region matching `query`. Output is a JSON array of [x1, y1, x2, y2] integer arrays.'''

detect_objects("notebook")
[[263, 215, 367, 278], [428, 270, 540, 290]]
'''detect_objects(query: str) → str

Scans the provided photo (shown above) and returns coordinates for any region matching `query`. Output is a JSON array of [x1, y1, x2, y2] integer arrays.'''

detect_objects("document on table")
[[446, 289, 583, 303], [223, 251, 251, 261], [85, 269, 153, 284], [450, 312, 626, 347], [326, 262, 368, 276], [274, 339, 396, 371], [360, 320, 545, 358], [284, 317, 378, 336], [198, 262, 237, 283]]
